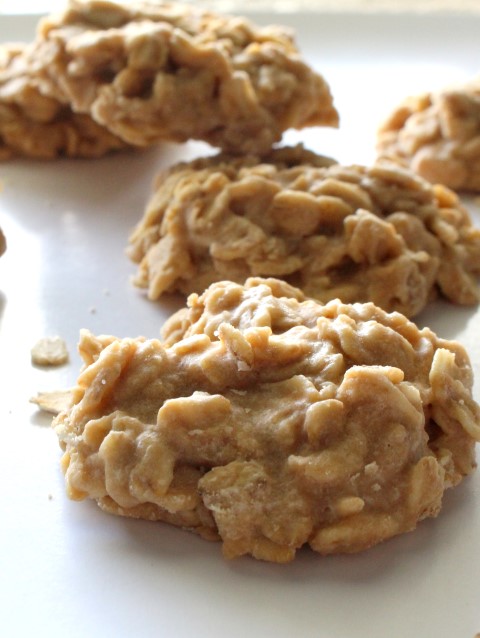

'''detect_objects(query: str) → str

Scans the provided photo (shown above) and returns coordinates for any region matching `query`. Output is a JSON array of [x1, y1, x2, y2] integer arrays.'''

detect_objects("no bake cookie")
[[53, 278, 480, 562], [28, 0, 338, 154], [0, 42, 129, 159], [377, 78, 480, 192], [128, 145, 480, 317]]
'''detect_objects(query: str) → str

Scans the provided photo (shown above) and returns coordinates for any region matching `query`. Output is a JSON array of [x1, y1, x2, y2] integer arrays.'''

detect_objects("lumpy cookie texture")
[[377, 79, 480, 191], [24, 0, 337, 155], [0, 43, 129, 159], [53, 278, 480, 562], [127, 145, 480, 318]]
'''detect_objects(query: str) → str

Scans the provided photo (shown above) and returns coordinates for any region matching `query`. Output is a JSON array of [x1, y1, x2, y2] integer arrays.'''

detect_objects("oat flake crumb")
[[30, 389, 74, 415], [31, 336, 69, 366]]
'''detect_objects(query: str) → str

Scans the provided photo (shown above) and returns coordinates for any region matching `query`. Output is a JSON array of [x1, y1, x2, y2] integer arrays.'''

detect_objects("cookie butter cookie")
[[53, 278, 480, 562], [127, 145, 480, 317], [377, 78, 480, 192], [33, 0, 338, 154]]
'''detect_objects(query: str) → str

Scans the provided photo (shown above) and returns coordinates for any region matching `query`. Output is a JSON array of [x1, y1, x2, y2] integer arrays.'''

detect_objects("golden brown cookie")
[[127, 145, 480, 317], [377, 79, 480, 191], [0, 42, 129, 159], [53, 277, 480, 562], [36, 0, 338, 153]]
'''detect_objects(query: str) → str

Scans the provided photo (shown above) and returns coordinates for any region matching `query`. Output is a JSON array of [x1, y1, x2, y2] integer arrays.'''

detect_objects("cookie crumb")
[[31, 336, 69, 366], [30, 389, 74, 415], [0, 227, 6, 257]]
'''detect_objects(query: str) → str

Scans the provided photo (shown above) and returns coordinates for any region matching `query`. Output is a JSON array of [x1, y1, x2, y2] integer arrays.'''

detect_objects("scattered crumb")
[[89, 306, 97, 314], [31, 336, 69, 366], [0, 227, 6, 257], [48, 494, 53, 501], [30, 389, 74, 415], [103, 288, 110, 297]]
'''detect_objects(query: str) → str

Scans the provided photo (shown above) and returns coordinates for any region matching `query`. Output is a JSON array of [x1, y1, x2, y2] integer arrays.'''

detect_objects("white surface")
[[3, 1, 480, 14], [0, 11, 479, 638]]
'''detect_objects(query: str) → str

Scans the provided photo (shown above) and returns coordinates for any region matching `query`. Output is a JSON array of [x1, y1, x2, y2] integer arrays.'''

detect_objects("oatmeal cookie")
[[127, 145, 480, 317], [35, 0, 338, 153], [377, 79, 480, 191], [0, 42, 129, 159], [53, 277, 480, 562]]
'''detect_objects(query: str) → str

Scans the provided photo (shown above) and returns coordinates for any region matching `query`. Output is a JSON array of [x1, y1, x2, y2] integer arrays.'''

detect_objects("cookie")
[[53, 277, 480, 562], [377, 79, 480, 191], [36, 0, 338, 153], [127, 145, 480, 317], [0, 42, 128, 159]]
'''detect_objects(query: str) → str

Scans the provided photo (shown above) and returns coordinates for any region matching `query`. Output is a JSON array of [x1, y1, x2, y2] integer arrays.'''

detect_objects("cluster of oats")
[[128, 145, 480, 318], [0, 0, 337, 159], [6, 1, 478, 562], [377, 79, 480, 192], [54, 278, 480, 562]]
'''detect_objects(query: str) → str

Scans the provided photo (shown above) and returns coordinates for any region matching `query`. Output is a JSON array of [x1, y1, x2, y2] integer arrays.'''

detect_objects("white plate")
[[0, 11, 479, 638]]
